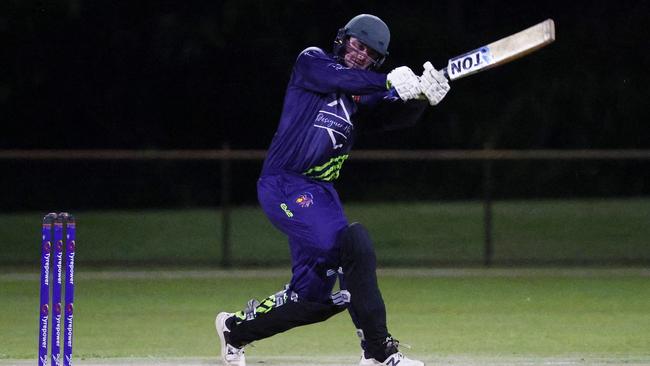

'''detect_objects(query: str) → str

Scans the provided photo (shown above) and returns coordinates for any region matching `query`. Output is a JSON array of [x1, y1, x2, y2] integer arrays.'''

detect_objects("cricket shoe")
[[216, 312, 246, 366], [358, 336, 424, 366], [359, 351, 425, 366]]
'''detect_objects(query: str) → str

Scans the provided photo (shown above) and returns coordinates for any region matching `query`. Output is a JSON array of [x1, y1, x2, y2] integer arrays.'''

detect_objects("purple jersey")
[[261, 47, 388, 181]]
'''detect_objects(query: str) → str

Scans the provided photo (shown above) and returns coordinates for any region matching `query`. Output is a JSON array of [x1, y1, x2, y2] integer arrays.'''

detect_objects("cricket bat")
[[440, 19, 556, 80]]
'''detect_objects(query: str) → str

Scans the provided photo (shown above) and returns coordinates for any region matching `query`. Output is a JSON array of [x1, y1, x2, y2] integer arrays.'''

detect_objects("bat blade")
[[443, 19, 556, 81]]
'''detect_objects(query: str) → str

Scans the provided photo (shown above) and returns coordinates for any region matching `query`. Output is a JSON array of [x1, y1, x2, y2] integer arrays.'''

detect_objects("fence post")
[[221, 143, 232, 267], [482, 159, 494, 267]]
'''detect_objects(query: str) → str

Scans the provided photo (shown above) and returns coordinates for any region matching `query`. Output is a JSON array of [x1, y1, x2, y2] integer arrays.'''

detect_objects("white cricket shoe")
[[216, 312, 246, 366], [359, 351, 425, 366]]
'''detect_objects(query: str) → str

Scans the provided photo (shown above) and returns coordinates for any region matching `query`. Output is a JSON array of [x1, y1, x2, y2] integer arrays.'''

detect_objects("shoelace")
[[385, 337, 413, 352], [399, 342, 412, 349]]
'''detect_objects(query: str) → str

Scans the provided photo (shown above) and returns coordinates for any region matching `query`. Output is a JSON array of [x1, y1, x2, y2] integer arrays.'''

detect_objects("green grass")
[[1, 270, 649, 360], [1, 198, 650, 266], [492, 199, 650, 261]]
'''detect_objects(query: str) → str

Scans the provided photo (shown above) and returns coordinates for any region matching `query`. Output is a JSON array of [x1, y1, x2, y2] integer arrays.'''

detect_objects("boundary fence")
[[2, 149, 650, 267]]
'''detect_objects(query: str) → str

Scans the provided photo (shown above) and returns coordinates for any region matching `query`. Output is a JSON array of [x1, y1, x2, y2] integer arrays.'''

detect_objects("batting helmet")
[[333, 14, 390, 69]]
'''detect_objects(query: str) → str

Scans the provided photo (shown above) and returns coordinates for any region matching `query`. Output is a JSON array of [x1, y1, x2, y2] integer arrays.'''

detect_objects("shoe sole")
[[359, 358, 382, 365]]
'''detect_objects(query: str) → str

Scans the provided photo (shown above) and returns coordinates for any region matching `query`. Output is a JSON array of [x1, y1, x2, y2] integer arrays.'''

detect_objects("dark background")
[[1, 0, 649, 209]]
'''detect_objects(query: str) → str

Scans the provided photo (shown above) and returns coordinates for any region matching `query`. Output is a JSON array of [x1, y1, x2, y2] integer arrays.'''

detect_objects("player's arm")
[[353, 89, 399, 108], [356, 61, 450, 106], [355, 63, 449, 131], [292, 48, 421, 101], [356, 62, 451, 108], [291, 48, 387, 94]]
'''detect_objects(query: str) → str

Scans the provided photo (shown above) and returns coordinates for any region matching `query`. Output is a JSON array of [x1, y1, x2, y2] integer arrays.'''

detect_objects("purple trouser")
[[257, 173, 348, 303]]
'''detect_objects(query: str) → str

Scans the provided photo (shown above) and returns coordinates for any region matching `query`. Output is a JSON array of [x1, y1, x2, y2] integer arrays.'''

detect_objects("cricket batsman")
[[216, 14, 450, 366]]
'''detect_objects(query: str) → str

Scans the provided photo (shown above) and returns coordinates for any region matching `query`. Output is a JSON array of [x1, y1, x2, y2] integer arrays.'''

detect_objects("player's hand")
[[420, 61, 450, 106], [386, 66, 421, 101]]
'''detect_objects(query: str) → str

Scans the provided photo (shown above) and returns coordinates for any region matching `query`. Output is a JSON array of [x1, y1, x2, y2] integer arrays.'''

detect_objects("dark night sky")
[[2, 0, 649, 150]]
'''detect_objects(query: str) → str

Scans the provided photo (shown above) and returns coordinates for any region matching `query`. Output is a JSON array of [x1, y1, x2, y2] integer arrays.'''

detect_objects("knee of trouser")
[[338, 222, 376, 264], [232, 284, 346, 326]]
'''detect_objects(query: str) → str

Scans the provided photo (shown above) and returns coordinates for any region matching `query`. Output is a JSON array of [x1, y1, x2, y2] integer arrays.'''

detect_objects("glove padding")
[[386, 66, 421, 101], [420, 61, 450, 106]]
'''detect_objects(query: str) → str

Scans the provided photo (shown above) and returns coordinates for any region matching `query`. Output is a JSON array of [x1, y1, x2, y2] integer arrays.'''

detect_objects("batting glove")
[[420, 61, 450, 105], [386, 66, 422, 101]]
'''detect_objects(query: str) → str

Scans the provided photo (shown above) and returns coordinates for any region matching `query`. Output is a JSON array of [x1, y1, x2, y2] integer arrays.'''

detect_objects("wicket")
[[39, 212, 76, 366]]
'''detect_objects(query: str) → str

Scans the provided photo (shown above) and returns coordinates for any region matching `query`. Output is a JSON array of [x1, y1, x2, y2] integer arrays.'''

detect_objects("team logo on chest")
[[295, 192, 314, 208], [313, 98, 353, 149]]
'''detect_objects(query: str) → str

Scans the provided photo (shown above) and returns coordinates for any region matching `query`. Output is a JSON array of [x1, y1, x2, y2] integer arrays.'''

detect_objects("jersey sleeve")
[[354, 88, 400, 109], [291, 47, 388, 95]]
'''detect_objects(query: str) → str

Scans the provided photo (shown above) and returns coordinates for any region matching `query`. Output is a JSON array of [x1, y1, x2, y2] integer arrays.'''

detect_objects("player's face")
[[343, 37, 380, 70]]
